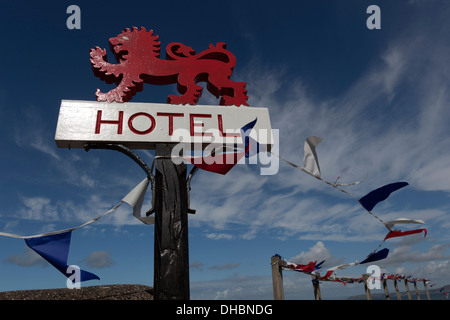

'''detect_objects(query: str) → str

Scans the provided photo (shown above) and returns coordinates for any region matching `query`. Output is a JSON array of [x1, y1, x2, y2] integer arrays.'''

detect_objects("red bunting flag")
[[384, 228, 427, 240], [286, 260, 318, 272], [320, 270, 334, 280], [184, 118, 257, 175]]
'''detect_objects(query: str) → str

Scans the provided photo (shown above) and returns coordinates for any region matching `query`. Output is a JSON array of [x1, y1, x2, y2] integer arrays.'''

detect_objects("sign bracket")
[[83, 143, 199, 218], [84, 143, 156, 216]]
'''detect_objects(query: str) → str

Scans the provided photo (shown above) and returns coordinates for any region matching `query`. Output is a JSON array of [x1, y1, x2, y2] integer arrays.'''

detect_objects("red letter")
[[128, 112, 156, 135], [217, 114, 239, 137], [95, 110, 123, 134], [189, 114, 213, 137], [157, 112, 184, 136]]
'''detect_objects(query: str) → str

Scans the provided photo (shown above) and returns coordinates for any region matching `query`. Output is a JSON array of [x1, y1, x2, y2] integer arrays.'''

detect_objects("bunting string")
[[270, 150, 387, 227], [179, 120, 428, 278], [0, 116, 431, 286], [275, 254, 431, 287], [0, 202, 123, 239], [0, 177, 152, 240], [0, 177, 152, 282], [265, 136, 428, 279]]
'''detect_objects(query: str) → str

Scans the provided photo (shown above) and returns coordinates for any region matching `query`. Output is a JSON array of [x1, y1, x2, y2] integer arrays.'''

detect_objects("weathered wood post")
[[404, 279, 412, 300], [153, 143, 190, 300], [271, 256, 285, 300], [393, 278, 402, 300], [423, 280, 431, 300], [383, 279, 390, 300], [413, 281, 421, 300], [363, 274, 372, 300], [311, 273, 322, 300]]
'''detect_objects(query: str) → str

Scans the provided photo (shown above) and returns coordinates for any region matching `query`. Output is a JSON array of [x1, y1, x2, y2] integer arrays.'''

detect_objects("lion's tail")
[[166, 42, 196, 60], [165, 42, 237, 67]]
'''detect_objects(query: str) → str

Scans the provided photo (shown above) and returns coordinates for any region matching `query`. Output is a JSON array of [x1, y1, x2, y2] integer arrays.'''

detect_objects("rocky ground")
[[0, 284, 153, 300]]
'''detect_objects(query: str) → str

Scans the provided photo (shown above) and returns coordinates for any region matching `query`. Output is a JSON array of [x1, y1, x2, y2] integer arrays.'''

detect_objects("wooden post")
[[383, 279, 390, 300], [414, 282, 421, 300], [311, 273, 322, 300], [423, 280, 431, 300], [393, 278, 402, 300], [154, 143, 190, 300], [363, 274, 372, 300], [271, 256, 284, 300], [404, 279, 412, 300]]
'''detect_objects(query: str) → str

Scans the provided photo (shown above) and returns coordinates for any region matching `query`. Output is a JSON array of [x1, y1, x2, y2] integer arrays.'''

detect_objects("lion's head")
[[109, 27, 161, 62]]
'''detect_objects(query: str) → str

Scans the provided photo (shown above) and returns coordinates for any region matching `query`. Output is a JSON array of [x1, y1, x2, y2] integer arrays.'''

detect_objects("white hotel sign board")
[[55, 100, 273, 150]]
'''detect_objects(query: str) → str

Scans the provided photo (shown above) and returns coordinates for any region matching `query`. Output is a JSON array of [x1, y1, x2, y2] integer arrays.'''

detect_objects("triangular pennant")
[[301, 136, 322, 178], [184, 118, 257, 174], [25, 231, 99, 282], [122, 178, 154, 225], [315, 260, 325, 270], [241, 118, 266, 158], [384, 218, 425, 230], [185, 150, 247, 175], [385, 228, 427, 240], [360, 248, 389, 264], [359, 182, 409, 211]]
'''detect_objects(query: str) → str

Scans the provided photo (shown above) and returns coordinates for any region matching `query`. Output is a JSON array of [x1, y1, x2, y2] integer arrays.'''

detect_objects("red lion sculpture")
[[90, 27, 248, 106]]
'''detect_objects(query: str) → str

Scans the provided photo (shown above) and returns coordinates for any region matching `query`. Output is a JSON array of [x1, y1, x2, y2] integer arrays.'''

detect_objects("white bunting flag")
[[301, 136, 323, 178], [122, 178, 154, 225], [384, 218, 425, 230]]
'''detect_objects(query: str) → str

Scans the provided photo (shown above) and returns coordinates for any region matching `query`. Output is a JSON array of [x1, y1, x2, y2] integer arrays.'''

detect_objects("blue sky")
[[0, 0, 449, 300]]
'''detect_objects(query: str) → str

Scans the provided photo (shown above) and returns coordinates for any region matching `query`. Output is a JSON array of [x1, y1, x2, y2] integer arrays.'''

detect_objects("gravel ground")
[[0, 284, 153, 300]]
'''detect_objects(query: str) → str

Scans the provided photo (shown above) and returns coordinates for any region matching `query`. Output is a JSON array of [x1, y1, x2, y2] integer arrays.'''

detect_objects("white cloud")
[[18, 196, 58, 221], [189, 260, 205, 270], [12, 189, 149, 233], [11, 106, 101, 190], [383, 243, 450, 266], [84, 250, 114, 268], [288, 241, 344, 270], [209, 262, 240, 270], [414, 260, 450, 280], [5, 246, 46, 267], [290, 241, 331, 264], [13, 107, 61, 161], [206, 233, 234, 240]]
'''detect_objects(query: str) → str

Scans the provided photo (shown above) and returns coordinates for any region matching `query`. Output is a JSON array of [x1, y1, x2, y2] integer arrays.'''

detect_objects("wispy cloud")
[[188, 10, 450, 246], [11, 191, 149, 235], [412, 260, 450, 280], [385, 243, 450, 265], [84, 250, 115, 268], [13, 107, 61, 161], [206, 233, 234, 240], [12, 106, 101, 189], [209, 262, 240, 270], [5, 246, 46, 267]]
